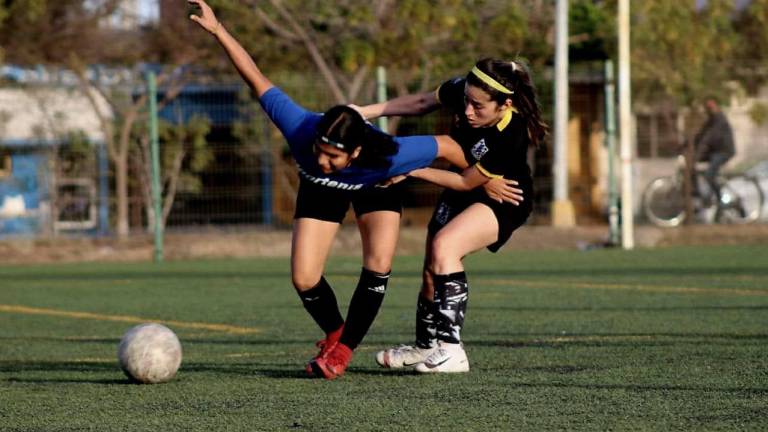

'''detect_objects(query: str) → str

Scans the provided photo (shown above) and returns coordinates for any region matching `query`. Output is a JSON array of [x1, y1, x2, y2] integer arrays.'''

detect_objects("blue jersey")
[[259, 87, 437, 190]]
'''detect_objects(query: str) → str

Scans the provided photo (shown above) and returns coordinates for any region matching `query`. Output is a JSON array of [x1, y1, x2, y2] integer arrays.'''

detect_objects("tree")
[[133, 114, 213, 231], [569, 0, 615, 62], [193, 0, 553, 134], [0, 0, 123, 65], [733, 0, 768, 124], [72, 60, 193, 238]]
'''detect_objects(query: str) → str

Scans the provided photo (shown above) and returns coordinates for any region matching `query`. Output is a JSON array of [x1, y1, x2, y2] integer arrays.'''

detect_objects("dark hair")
[[316, 105, 397, 169], [466, 58, 548, 148]]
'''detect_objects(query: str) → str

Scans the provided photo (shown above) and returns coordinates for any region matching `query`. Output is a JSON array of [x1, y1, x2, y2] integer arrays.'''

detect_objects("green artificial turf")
[[1, 245, 766, 431]]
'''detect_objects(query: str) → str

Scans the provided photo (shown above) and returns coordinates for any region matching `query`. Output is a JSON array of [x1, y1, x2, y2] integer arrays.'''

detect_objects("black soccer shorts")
[[294, 177, 404, 223], [427, 187, 532, 252]]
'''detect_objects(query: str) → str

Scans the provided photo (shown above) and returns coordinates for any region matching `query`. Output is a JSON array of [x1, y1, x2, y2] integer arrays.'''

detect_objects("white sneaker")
[[414, 342, 469, 373], [375, 344, 437, 369]]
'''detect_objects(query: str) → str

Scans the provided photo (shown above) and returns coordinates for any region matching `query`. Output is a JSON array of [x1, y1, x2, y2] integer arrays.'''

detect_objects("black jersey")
[[436, 77, 533, 189]]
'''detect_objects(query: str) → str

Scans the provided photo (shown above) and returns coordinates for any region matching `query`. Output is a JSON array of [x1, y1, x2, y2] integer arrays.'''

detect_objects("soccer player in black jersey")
[[358, 58, 548, 373]]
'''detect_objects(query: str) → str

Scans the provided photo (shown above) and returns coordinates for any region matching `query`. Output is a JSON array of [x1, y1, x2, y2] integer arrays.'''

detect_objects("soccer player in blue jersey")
[[358, 59, 548, 373], [188, 0, 520, 379]]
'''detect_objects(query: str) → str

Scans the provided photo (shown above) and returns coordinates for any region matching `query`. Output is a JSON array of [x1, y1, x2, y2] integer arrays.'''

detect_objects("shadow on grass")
[[6, 377, 129, 385], [0, 336, 330, 348], [1, 360, 131, 385], [176, 361, 420, 380], [0, 359, 307, 384]]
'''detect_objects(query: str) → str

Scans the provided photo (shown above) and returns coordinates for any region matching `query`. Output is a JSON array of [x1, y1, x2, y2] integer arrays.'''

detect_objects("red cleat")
[[309, 343, 353, 380], [305, 325, 344, 376]]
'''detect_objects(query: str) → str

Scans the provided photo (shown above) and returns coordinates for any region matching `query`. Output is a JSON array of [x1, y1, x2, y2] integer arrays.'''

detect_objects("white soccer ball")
[[117, 323, 182, 384]]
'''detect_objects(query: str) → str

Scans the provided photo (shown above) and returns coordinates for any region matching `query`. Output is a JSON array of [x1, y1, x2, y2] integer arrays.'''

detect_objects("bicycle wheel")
[[716, 175, 764, 224], [642, 176, 686, 227]]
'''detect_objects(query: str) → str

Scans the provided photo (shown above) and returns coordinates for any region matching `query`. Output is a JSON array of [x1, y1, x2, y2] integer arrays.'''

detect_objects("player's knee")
[[291, 272, 321, 291], [363, 254, 393, 275], [429, 233, 458, 269]]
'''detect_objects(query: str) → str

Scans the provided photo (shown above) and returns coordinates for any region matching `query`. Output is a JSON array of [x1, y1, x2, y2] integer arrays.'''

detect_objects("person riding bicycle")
[[692, 97, 736, 204]]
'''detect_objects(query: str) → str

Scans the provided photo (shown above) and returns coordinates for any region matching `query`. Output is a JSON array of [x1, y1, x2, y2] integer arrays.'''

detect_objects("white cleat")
[[414, 342, 469, 373], [375, 344, 437, 369]]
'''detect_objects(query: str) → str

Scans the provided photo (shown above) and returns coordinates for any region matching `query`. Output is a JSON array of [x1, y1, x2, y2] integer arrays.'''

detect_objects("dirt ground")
[[1, 223, 767, 264]]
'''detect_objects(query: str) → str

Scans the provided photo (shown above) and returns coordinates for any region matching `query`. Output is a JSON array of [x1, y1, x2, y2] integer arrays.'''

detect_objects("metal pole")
[[551, 0, 575, 227], [97, 142, 110, 237], [604, 60, 620, 246], [618, 0, 635, 249], [147, 71, 164, 262], [376, 66, 389, 132]]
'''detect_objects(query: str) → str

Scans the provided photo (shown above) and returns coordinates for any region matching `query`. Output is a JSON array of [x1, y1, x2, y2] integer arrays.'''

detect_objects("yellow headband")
[[471, 66, 513, 95]]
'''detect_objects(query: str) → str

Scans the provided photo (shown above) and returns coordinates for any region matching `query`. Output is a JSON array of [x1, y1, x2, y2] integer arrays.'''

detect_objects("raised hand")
[[188, 0, 221, 35]]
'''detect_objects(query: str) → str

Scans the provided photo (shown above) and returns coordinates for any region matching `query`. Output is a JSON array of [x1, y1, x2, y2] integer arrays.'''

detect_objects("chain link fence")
[[2, 64, 767, 240]]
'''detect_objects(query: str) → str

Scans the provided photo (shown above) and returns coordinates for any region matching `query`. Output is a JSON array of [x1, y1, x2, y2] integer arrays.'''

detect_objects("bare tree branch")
[[161, 150, 186, 225], [69, 59, 117, 161], [254, 8, 299, 41], [246, 0, 346, 103], [346, 64, 370, 103]]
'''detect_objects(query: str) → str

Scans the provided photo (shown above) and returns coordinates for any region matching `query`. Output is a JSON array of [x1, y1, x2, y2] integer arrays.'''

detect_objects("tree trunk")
[[115, 152, 130, 237]]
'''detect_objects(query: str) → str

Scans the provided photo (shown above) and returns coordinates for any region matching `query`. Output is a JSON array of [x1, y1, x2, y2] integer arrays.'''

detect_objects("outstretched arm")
[[408, 166, 487, 192], [355, 91, 440, 120], [434, 135, 468, 169], [409, 165, 521, 198], [189, 0, 273, 97], [423, 136, 523, 204]]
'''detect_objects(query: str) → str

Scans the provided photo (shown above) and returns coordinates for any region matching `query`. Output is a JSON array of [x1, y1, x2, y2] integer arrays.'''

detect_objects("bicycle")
[[642, 155, 764, 227]]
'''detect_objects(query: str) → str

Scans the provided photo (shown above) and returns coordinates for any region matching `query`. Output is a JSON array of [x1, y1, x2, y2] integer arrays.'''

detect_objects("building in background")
[[0, 84, 111, 237]]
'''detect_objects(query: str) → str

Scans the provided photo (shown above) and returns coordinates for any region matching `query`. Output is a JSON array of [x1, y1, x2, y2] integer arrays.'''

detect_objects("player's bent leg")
[[424, 204, 499, 374], [429, 204, 498, 275]]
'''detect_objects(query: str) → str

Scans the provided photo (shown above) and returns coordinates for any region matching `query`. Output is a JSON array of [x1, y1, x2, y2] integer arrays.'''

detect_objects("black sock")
[[339, 267, 390, 350], [297, 276, 344, 334], [415, 294, 437, 349], [433, 272, 468, 344]]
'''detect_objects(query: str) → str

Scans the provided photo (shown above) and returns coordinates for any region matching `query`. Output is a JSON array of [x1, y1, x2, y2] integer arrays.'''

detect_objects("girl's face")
[[464, 84, 512, 128], [313, 141, 360, 174]]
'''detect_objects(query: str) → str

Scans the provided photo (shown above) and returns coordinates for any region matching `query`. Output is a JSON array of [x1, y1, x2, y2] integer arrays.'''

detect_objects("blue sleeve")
[[259, 87, 321, 146], [387, 135, 438, 176]]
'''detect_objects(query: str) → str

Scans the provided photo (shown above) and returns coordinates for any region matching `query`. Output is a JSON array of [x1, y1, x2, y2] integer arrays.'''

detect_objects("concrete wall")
[[0, 86, 111, 143]]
